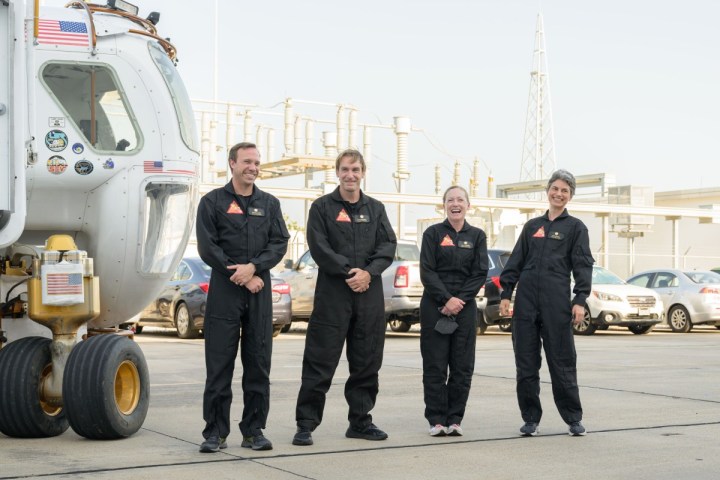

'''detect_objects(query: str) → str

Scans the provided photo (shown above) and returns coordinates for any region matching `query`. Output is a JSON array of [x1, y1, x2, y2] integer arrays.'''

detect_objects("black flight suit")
[[196, 182, 289, 440], [419, 220, 488, 427], [295, 187, 397, 431], [499, 209, 594, 425]]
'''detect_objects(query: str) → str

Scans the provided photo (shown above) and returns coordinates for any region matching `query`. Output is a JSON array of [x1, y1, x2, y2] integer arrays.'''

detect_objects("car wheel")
[[572, 308, 597, 335], [281, 321, 292, 333], [389, 319, 411, 332], [668, 306, 692, 333], [498, 322, 512, 333], [175, 303, 199, 339], [628, 324, 654, 335], [272, 326, 282, 338]]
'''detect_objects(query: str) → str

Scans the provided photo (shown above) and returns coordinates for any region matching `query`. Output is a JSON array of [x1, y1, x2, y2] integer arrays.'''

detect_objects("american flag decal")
[[37, 20, 89, 47], [144, 161, 163, 173], [46, 273, 83, 295]]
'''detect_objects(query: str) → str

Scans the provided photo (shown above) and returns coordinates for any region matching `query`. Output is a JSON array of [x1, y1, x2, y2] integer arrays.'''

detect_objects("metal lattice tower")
[[519, 14, 557, 185]]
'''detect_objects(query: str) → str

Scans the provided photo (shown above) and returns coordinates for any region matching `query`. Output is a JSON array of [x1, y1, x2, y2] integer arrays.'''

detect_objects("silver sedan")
[[627, 269, 720, 333]]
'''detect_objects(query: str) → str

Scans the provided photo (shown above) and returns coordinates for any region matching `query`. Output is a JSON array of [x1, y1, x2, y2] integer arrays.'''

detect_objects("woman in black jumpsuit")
[[499, 169, 594, 437], [419, 186, 488, 436]]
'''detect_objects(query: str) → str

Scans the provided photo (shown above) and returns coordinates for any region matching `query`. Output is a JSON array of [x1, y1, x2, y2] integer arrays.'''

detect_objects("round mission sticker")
[[47, 156, 67, 175], [45, 130, 68, 152]]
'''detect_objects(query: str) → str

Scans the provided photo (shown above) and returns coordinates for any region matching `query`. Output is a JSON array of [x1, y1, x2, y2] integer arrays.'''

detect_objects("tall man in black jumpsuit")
[[292, 149, 397, 446], [197, 142, 289, 453], [499, 169, 594, 437]]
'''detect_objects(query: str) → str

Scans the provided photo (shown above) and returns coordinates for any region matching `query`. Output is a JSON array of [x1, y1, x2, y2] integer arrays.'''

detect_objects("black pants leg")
[[512, 312, 543, 423], [446, 305, 476, 426], [238, 300, 273, 437], [541, 316, 582, 424], [420, 313, 451, 426], [295, 310, 350, 430], [202, 313, 242, 439], [344, 287, 387, 429]]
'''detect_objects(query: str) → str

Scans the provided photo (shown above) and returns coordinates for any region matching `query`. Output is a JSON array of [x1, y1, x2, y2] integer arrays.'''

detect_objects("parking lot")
[[1, 325, 719, 479]]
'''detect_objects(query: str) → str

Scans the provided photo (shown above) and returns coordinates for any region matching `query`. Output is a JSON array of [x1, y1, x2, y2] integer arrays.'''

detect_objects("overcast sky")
[[44, 0, 720, 198]]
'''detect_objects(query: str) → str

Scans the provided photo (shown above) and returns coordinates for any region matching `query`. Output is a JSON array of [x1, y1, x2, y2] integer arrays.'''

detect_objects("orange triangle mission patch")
[[336, 208, 351, 222], [227, 201, 243, 214], [532, 226, 545, 238], [440, 234, 455, 246]]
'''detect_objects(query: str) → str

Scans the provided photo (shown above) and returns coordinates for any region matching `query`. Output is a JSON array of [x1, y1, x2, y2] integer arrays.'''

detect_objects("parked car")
[[627, 269, 720, 333], [477, 249, 513, 334], [136, 257, 291, 338], [277, 240, 423, 332], [573, 266, 663, 335]]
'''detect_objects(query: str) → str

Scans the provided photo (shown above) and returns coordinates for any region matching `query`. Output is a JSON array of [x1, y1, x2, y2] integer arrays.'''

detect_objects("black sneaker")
[[292, 427, 314, 446], [568, 421, 587, 436], [199, 436, 227, 453], [345, 423, 388, 441], [241, 434, 273, 451], [519, 422, 539, 437]]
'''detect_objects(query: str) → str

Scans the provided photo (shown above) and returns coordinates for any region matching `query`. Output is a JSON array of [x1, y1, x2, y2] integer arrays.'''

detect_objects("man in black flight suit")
[[292, 149, 397, 446], [197, 142, 289, 453], [499, 169, 594, 438]]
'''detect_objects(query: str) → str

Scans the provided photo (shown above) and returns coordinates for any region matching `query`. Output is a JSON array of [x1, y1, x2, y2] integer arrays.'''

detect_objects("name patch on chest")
[[353, 214, 370, 223], [336, 209, 351, 222], [227, 201, 244, 214], [458, 240, 473, 249], [248, 207, 265, 217], [548, 231, 565, 240]]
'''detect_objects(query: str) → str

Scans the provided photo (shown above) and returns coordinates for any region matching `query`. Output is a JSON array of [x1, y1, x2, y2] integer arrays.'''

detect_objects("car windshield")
[[396, 243, 419, 261], [683, 271, 720, 284], [592, 267, 625, 285]]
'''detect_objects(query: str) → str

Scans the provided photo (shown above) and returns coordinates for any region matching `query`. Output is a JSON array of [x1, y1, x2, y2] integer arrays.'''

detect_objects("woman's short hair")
[[547, 169, 576, 197]]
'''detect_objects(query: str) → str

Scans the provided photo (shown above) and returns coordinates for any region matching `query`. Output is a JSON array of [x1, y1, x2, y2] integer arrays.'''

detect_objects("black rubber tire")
[[668, 305, 692, 333], [175, 303, 199, 339], [272, 325, 282, 338], [389, 319, 411, 332], [572, 308, 597, 335], [628, 324, 654, 335], [63, 335, 150, 439], [498, 322, 512, 333], [0, 337, 69, 438], [280, 321, 292, 333]]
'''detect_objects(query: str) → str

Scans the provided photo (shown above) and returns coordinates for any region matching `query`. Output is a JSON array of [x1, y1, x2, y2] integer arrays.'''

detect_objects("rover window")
[[148, 43, 199, 153], [140, 182, 196, 275], [40, 62, 141, 152]]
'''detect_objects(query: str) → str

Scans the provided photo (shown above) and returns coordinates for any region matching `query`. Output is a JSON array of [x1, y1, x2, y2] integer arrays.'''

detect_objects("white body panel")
[[1, 1, 199, 335]]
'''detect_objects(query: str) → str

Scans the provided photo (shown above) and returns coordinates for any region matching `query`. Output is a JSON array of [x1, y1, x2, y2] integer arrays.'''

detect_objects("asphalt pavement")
[[1, 324, 719, 479]]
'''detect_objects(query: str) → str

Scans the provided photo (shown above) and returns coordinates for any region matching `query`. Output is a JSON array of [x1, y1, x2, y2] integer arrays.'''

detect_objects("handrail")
[[64, 1, 97, 54], [63, 1, 177, 61]]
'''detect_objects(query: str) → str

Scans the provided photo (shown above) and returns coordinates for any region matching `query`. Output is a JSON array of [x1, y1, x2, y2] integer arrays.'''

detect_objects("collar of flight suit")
[[441, 218, 471, 234], [223, 181, 259, 201], [329, 186, 369, 206], [541, 208, 569, 222]]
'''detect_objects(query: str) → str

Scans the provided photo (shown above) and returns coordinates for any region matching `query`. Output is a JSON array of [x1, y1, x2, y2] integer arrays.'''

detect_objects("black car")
[[136, 257, 291, 338], [477, 248, 513, 334]]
